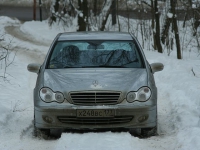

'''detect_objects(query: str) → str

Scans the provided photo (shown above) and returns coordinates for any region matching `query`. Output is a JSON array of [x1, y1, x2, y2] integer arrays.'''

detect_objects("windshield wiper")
[[99, 65, 126, 68], [64, 65, 82, 68], [82, 65, 126, 68], [63, 65, 128, 68]]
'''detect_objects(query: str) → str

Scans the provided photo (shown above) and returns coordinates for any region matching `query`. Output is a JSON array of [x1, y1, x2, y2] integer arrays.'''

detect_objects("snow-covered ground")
[[0, 16, 200, 150]]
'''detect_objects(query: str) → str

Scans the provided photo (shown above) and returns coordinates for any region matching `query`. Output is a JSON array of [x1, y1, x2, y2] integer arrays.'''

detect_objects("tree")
[[48, 0, 114, 31], [171, 0, 181, 59], [111, 0, 117, 25], [151, 0, 157, 50], [100, 0, 114, 31], [161, 0, 181, 59], [49, 0, 60, 25], [154, 0, 163, 53], [77, 0, 88, 31], [48, 0, 75, 26]]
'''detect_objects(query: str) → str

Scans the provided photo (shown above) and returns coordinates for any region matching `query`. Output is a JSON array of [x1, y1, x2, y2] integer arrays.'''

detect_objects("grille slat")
[[57, 116, 133, 125], [70, 91, 121, 105]]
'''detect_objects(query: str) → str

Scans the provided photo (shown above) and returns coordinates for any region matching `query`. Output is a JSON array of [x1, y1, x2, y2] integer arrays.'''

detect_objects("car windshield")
[[47, 40, 144, 69]]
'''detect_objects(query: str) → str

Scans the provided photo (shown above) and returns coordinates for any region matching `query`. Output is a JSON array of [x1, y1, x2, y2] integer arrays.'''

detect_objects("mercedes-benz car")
[[28, 32, 163, 137]]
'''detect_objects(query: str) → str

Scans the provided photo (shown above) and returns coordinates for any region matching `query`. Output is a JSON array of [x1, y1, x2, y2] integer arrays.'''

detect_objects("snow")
[[79, 12, 83, 17], [0, 15, 200, 150], [167, 12, 173, 18], [192, 65, 200, 77]]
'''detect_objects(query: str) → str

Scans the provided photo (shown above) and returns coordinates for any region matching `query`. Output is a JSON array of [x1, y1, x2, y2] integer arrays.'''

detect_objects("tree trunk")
[[33, 0, 36, 20], [182, 6, 189, 28], [68, 0, 76, 17], [161, 15, 172, 44], [154, 0, 163, 53], [49, 0, 60, 25], [100, 0, 113, 31], [151, 0, 156, 50], [111, 0, 116, 25], [77, 0, 88, 31], [94, 0, 97, 16], [126, 0, 130, 32], [117, 0, 121, 31], [193, 9, 200, 36], [171, 0, 181, 59]]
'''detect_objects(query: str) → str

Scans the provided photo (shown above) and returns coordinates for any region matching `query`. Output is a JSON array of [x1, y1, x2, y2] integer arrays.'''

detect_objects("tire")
[[33, 117, 50, 140], [33, 125, 50, 140], [33, 115, 61, 139], [129, 126, 157, 138], [140, 126, 157, 138]]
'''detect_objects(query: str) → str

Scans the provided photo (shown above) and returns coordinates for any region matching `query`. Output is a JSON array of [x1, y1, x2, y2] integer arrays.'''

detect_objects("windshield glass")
[[47, 40, 144, 68]]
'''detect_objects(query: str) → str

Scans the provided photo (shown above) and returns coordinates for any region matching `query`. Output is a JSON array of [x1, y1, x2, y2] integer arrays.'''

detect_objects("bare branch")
[[141, 1, 152, 8], [0, 34, 16, 80]]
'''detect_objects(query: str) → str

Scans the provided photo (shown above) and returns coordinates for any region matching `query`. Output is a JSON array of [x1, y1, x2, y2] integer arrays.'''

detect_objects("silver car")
[[28, 32, 163, 138]]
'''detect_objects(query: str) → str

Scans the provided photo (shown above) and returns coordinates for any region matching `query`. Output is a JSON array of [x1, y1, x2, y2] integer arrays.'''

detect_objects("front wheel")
[[33, 125, 50, 140], [141, 126, 157, 137], [129, 126, 157, 138], [33, 118, 50, 140]]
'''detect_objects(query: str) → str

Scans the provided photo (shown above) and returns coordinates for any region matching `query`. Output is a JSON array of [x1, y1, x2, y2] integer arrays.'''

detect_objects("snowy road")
[[1, 16, 200, 150]]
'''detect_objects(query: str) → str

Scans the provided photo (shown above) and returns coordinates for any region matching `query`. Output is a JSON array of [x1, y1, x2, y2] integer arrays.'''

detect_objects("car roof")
[[57, 31, 134, 41]]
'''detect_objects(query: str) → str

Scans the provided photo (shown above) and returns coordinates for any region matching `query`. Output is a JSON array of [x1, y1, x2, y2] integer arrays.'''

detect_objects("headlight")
[[40, 88, 65, 103], [55, 92, 64, 103], [127, 92, 136, 103], [126, 87, 151, 103], [137, 87, 151, 102]]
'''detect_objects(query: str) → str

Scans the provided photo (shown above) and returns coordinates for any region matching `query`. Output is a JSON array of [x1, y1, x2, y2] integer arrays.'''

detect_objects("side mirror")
[[150, 63, 164, 73], [27, 63, 41, 73]]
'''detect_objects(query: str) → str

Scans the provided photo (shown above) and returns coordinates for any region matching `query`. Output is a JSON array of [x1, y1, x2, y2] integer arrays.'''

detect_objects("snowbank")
[[20, 19, 78, 42]]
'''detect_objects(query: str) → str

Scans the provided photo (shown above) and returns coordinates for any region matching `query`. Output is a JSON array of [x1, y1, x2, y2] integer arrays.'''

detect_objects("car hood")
[[43, 68, 148, 92]]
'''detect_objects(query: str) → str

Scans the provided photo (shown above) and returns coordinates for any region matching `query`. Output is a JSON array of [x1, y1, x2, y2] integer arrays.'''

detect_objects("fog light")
[[42, 115, 53, 124], [138, 115, 149, 123]]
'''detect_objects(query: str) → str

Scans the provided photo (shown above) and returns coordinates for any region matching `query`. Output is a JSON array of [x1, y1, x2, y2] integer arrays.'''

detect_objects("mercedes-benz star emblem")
[[92, 80, 98, 87]]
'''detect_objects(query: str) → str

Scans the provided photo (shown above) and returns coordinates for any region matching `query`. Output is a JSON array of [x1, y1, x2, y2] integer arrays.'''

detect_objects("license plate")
[[77, 109, 115, 118]]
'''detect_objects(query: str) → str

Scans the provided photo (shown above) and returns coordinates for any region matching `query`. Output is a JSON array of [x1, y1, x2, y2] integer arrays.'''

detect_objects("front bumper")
[[34, 105, 157, 130]]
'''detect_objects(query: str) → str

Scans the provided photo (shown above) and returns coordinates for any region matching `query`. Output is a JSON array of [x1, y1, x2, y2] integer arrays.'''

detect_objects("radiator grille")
[[69, 91, 121, 105], [57, 116, 133, 125]]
